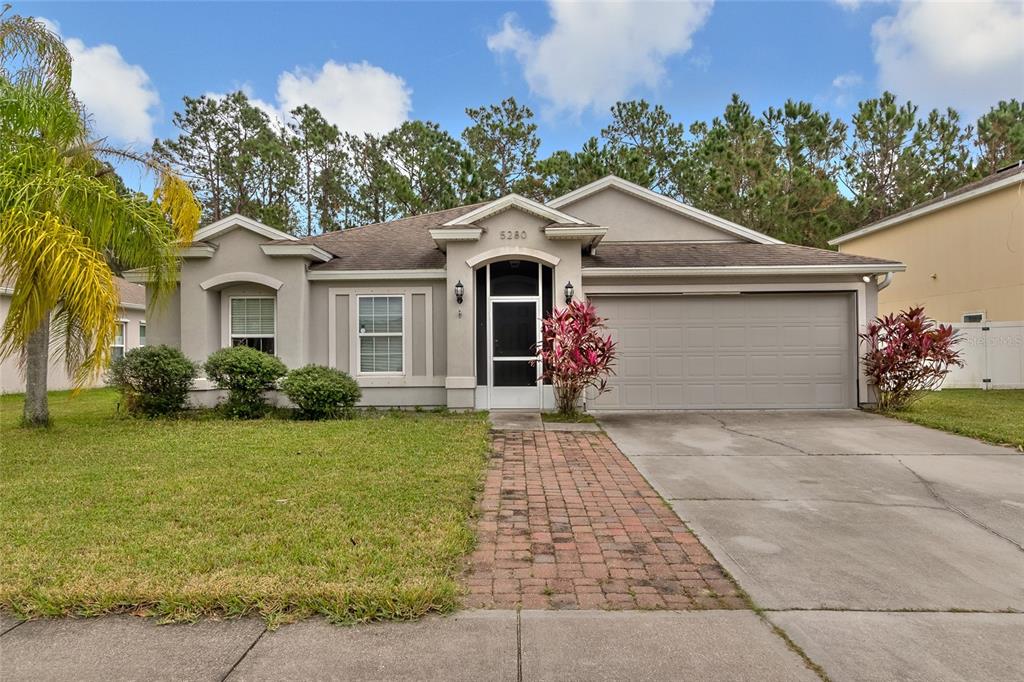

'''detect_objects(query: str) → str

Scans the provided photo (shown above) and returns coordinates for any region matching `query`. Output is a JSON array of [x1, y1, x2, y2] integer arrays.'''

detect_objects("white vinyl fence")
[[943, 322, 1024, 389]]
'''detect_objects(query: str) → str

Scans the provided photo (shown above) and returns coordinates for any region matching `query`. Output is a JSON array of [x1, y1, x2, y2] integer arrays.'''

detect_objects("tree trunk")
[[23, 313, 50, 426]]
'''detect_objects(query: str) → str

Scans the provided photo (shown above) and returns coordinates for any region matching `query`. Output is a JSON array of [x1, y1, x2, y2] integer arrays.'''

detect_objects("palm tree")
[[0, 11, 200, 425]]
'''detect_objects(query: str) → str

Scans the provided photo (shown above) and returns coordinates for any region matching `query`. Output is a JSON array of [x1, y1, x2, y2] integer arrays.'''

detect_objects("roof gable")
[[443, 194, 586, 227], [549, 175, 783, 245], [193, 214, 296, 243]]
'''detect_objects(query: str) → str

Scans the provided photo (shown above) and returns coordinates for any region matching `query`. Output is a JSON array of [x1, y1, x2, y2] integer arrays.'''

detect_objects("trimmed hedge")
[[204, 346, 287, 419], [280, 365, 361, 420], [108, 345, 197, 417]]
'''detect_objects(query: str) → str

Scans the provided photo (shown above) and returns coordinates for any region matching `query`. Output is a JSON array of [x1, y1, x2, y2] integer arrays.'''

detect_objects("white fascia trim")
[[259, 244, 332, 262], [194, 213, 297, 242], [308, 269, 447, 281], [544, 226, 608, 245], [429, 227, 482, 242], [443, 194, 586, 226], [200, 271, 284, 291], [122, 268, 179, 284], [549, 175, 784, 245], [829, 172, 1024, 245], [582, 264, 906, 278], [180, 243, 217, 258]]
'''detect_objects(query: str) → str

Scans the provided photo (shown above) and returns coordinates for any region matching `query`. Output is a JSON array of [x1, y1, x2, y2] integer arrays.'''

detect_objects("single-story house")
[[132, 175, 904, 410], [830, 161, 1023, 389], [0, 277, 147, 393]]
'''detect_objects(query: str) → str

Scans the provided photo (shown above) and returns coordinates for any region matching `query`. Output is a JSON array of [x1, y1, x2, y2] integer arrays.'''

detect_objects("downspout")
[[876, 271, 893, 291]]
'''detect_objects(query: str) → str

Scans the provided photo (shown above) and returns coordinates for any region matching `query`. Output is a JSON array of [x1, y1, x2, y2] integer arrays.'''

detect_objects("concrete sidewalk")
[[0, 610, 818, 681]]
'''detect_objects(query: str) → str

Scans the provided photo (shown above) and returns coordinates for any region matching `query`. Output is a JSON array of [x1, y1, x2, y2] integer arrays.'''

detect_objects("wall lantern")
[[564, 281, 575, 304], [454, 280, 465, 305]]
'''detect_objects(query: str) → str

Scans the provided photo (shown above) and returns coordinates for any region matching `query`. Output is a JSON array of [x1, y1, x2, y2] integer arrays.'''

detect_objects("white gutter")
[[582, 264, 906, 278], [829, 170, 1024, 245], [307, 269, 447, 281], [876, 271, 894, 290]]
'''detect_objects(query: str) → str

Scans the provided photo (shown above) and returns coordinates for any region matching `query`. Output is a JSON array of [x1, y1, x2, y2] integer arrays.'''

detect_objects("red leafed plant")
[[536, 299, 617, 416], [860, 307, 963, 412]]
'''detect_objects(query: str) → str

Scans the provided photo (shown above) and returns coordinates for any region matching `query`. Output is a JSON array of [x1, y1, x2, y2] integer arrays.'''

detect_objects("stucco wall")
[[838, 183, 1024, 322], [443, 207, 587, 407], [0, 295, 147, 393], [554, 186, 742, 242], [176, 228, 310, 368]]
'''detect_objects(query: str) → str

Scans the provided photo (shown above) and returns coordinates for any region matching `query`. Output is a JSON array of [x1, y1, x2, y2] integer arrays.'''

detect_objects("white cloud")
[[832, 72, 863, 90], [833, 0, 888, 12], [828, 71, 864, 107], [871, 1, 1024, 117], [276, 61, 411, 135], [209, 62, 412, 135], [487, 0, 714, 114], [39, 17, 159, 145]]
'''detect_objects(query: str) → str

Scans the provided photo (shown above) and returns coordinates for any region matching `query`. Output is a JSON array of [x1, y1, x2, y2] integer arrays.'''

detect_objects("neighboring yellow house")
[[830, 162, 1023, 324]]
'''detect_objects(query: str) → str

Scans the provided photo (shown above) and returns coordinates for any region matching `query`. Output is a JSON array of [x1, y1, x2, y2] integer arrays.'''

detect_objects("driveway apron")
[[599, 410, 1024, 681]]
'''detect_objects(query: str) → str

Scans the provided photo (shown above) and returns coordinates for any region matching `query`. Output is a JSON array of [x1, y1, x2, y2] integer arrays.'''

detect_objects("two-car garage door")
[[591, 293, 857, 409]]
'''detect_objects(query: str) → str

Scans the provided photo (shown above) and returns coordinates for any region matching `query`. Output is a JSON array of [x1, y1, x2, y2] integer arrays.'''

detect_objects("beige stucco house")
[[830, 163, 1024, 324], [133, 175, 903, 410], [0, 278, 147, 393]]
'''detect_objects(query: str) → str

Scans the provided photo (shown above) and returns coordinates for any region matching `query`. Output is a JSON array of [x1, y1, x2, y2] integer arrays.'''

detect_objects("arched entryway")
[[475, 259, 554, 409]]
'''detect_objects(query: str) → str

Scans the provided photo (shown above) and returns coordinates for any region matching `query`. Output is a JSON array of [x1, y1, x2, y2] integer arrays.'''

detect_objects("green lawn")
[[0, 389, 490, 625], [890, 389, 1024, 450]]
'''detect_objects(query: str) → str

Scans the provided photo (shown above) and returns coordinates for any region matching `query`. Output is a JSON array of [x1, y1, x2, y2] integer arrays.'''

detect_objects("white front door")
[[489, 298, 542, 409]]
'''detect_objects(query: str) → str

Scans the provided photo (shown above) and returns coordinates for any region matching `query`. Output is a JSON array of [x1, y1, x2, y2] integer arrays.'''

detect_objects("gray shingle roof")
[[583, 242, 901, 269], [262, 201, 900, 272], [273, 203, 487, 271]]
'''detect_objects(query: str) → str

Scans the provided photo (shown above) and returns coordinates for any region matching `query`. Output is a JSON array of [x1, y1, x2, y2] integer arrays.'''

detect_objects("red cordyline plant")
[[535, 299, 617, 416], [860, 307, 963, 412]]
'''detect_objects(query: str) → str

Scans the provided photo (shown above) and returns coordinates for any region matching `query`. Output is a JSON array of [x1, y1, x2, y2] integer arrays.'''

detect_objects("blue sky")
[[27, 1, 1024, 191]]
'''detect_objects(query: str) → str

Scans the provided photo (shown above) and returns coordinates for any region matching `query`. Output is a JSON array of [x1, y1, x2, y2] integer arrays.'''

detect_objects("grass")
[[0, 389, 491, 625], [887, 389, 1024, 450], [540, 411, 596, 423]]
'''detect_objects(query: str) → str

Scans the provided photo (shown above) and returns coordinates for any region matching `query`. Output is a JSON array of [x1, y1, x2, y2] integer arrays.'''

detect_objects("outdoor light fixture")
[[454, 280, 465, 304], [862, 275, 872, 283], [564, 281, 575, 304]]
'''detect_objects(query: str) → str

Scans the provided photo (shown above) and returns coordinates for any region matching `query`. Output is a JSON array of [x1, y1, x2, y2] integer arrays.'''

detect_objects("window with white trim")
[[111, 321, 126, 362], [230, 297, 276, 354], [139, 322, 147, 347], [358, 296, 403, 373]]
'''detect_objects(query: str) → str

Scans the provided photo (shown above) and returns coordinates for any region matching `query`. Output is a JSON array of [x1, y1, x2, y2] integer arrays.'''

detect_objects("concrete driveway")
[[599, 410, 1024, 682]]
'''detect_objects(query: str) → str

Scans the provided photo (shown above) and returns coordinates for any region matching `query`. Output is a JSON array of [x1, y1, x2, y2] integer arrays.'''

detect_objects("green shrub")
[[280, 365, 361, 420], [203, 346, 287, 419], [108, 345, 197, 417]]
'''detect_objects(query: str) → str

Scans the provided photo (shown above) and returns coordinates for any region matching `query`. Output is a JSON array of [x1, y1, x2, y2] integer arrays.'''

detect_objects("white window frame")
[[961, 311, 986, 324], [111, 320, 127, 362], [357, 295, 405, 376], [228, 296, 277, 354], [139, 321, 147, 347]]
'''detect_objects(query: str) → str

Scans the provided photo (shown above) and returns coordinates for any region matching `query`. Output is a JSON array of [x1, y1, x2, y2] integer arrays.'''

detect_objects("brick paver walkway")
[[464, 430, 744, 610]]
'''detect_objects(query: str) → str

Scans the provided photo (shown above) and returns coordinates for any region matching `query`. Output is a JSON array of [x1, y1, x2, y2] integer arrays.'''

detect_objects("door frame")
[[478, 261, 547, 410], [488, 296, 542, 409]]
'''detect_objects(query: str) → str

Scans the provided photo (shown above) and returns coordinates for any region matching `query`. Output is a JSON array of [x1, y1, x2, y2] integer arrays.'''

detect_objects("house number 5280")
[[500, 229, 527, 240]]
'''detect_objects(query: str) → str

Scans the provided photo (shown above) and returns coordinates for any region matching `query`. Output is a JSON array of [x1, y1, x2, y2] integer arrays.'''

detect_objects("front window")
[[230, 297, 275, 354], [111, 322, 126, 362], [358, 296, 403, 373], [139, 322, 146, 347]]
